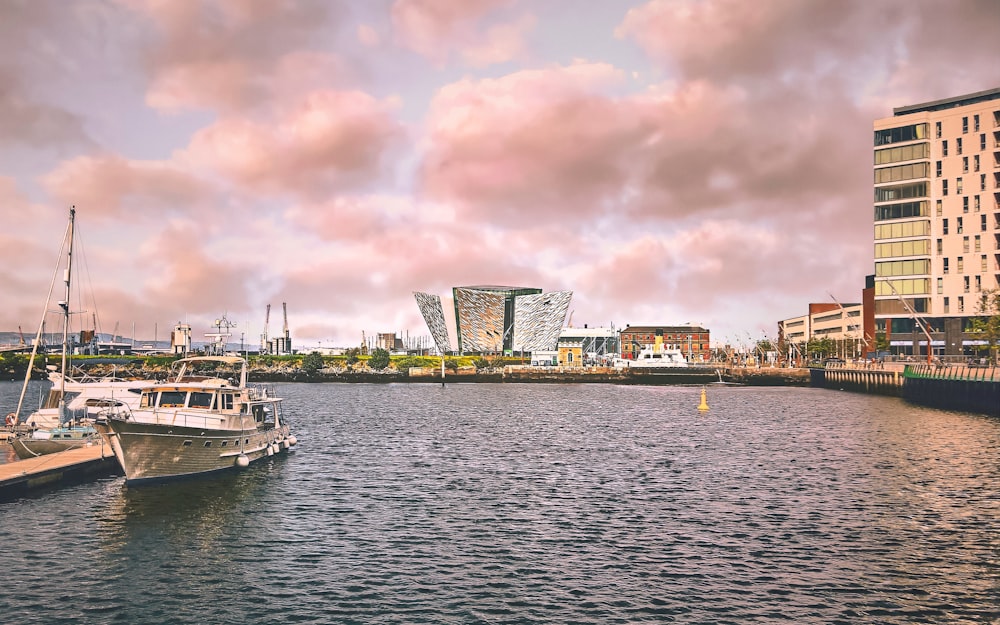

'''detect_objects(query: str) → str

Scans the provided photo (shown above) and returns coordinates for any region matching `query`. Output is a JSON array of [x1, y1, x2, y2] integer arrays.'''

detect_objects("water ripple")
[[1, 382, 999, 624]]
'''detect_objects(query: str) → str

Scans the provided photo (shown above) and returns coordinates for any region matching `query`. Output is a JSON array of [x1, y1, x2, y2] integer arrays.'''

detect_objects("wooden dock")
[[0, 441, 121, 501]]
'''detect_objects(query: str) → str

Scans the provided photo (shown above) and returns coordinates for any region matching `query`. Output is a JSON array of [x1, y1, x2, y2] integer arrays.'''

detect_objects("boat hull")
[[10, 436, 101, 459], [96, 420, 293, 484]]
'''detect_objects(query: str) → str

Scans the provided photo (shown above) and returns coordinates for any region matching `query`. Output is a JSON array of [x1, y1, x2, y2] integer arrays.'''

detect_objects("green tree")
[[301, 351, 324, 375], [969, 289, 1000, 363], [368, 347, 390, 371], [344, 347, 360, 366]]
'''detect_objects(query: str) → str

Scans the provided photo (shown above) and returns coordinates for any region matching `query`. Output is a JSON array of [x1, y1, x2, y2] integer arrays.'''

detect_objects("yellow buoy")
[[697, 386, 709, 411]]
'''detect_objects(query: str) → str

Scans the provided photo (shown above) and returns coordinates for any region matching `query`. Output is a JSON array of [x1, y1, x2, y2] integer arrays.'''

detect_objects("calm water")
[[1, 381, 999, 624]]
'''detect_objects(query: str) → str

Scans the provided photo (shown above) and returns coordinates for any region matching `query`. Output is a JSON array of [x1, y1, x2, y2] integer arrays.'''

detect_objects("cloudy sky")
[[2, 0, 1000, 350]]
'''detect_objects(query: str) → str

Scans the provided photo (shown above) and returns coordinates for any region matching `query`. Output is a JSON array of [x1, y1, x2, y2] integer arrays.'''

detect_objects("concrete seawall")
[[813, 362, 1000, 417]]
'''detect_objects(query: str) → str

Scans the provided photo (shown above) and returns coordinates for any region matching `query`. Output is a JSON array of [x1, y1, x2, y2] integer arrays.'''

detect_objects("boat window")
[[159, 391, 186, 408], [140, 392, 154, 408], [251, 404, 267, 422], [182, 440, 192, 447], [220, 393, 234, 411], [189, 392, 213, 409], [204, 441, 212, 447], [221, 441, 228, 447]]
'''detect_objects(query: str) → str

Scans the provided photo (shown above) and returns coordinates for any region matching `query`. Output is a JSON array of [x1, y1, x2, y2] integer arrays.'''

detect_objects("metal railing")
[[904, 363, 1000, 382]]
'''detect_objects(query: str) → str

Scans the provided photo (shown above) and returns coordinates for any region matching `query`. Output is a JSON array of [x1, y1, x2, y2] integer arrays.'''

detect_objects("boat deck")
[[0, 442, 120, 500]]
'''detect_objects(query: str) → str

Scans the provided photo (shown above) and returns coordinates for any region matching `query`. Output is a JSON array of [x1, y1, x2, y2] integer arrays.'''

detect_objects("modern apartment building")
[[873, 88, 1000, 357]]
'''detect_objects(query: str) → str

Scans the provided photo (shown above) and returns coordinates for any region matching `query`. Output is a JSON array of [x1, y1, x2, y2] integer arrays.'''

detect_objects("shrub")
[[368, 348, 390, 371], [301, 351, 324, 375]]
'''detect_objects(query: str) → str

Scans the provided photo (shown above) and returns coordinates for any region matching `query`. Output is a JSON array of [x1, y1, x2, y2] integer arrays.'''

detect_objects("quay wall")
[[901, 364, 1000, 418], [812, 367, 904, 397], [814, 362, 1000, 417]]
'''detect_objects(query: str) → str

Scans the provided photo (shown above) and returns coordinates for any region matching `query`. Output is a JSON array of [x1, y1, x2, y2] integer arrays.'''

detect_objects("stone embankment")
[[2, 360, 813, 386]]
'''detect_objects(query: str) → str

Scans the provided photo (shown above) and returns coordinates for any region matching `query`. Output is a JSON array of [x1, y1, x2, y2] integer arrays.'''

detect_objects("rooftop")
[[893, 87, 1000, 116]]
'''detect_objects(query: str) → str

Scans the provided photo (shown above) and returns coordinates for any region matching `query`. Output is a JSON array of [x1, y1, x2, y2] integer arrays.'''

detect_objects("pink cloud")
[[184, 90, 404, 198], [122, 0, 338, 113], [41, 154, 215, 219], [420, 62, 647, 223], [391, 0, 529, 67]]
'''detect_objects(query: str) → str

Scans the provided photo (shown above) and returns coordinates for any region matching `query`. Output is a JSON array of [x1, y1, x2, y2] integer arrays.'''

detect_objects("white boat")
[[7, 208, 152, 459], [95, 356, 297, 484], [613, 344, 689, 368]]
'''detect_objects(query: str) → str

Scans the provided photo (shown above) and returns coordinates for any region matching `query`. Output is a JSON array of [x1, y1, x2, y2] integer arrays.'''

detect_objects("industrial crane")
[[281, 302, 291, 354], [262, 304, 271, 354]]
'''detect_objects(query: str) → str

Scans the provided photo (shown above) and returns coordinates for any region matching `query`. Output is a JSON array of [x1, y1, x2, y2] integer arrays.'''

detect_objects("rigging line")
[[74, 218, 102, 340], [14, 214, 73, 420]]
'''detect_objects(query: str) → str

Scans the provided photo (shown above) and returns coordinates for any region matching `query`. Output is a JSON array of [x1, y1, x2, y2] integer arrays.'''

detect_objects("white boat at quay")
[[95, 356, 297, 484], [613, 344, 689, 368]]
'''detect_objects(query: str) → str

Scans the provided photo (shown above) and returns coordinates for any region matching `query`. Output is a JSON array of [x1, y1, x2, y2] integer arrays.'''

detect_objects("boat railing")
[[247, 383, 276, 401]]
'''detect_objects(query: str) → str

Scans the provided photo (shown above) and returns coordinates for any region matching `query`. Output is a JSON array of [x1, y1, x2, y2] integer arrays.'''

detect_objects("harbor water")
[[1, 381, 999, 624]]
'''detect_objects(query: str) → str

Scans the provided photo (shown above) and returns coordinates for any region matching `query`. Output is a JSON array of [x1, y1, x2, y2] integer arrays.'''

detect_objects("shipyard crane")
[[262, 304, 271, 354], [281, 302, 291, 354], [17, 325, 26, 346]]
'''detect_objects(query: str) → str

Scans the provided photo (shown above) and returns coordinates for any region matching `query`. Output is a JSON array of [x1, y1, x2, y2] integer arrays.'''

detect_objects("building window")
[[944, 297, 950, 313], [963, 196, 969, 212], [975, 275, 982, 292], [936, 238, 943, 254], [957, 177, 963, 194], [981, 133, 987, 151], [982, 174, 987, 191], [957, 137, 963, 154], [959, 296, 964, 312], [943, 257, 950, 273], [975, 195, 981, 211], [962, 116, 968, 133], [974, 114, 980, 132], [943, 218, 949, 234], [963, 236, 969, 253], [983, 255, 988, 272], [964, 276, 970, 292], [936, 121, 942, 138], [942, 139, 948, 156], [958, 256, 964, 273], [974, 154, 980, 171], [936, 160, 942, 177], [942, 179, 948, 195], [936, 199, 943, 216], [958, 216, 963, 233], [982, 214, 987, 230], [963, 156, 969, 172], [975, 235, 981, 252], [937, 277, 943, 294]]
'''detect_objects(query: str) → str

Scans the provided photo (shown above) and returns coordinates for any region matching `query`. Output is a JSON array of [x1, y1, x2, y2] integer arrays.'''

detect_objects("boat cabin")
[[137, 387, 277, 424]]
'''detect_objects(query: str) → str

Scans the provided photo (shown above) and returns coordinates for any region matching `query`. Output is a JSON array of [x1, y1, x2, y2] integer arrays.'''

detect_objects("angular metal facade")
[[512, 291, 573, 352], [453, 287, 507, 353], [413, 292, 452, 354], [416, 285, 572, 354]]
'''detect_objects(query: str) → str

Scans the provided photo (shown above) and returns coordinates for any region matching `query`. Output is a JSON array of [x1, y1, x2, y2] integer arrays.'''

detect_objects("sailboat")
[[9, 207, 146, 459]]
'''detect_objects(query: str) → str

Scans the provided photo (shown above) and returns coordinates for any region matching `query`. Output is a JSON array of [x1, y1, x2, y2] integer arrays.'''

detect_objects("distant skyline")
[[2, 0, 1000, 349]]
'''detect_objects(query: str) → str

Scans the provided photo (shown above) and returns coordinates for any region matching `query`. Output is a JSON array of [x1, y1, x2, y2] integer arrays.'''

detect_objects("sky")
[[2, 0, 1000, 351]]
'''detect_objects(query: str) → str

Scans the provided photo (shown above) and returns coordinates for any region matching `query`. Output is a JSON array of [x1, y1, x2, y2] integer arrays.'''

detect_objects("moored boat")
[[7, 207, 151, 459], [613, 344, 690, 368], [94, 356, 297, 484]]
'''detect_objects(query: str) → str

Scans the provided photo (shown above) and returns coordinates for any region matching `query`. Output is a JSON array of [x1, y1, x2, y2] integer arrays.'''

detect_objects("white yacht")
[[613, 344, 689, 368], [95, 356, 297, 484]]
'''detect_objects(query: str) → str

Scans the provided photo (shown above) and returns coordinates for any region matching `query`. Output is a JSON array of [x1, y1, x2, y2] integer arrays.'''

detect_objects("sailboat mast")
[[58, 207, 75, 421]]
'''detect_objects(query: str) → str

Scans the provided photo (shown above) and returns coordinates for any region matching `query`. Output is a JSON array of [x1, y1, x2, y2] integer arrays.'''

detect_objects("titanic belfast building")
[[414, 285, 572, 355]]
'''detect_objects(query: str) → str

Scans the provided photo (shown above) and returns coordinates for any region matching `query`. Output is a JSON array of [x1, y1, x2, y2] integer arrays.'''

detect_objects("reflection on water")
[[0, 381, 998, 624]]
